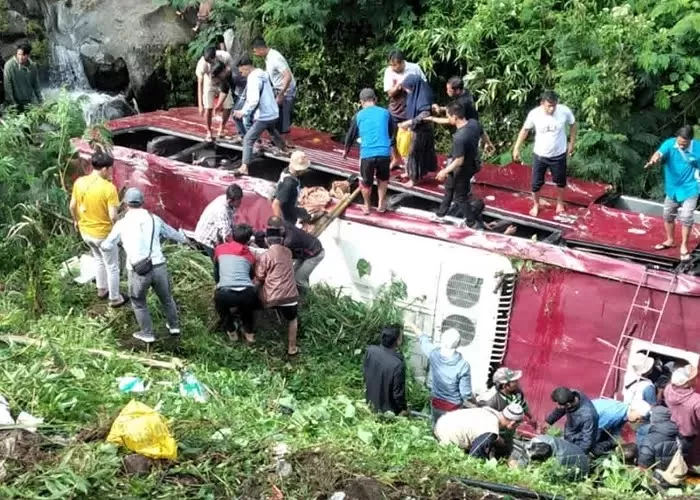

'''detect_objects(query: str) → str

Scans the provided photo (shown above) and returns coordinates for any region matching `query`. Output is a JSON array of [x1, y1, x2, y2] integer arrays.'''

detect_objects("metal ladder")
[[599, 267, 678, 399]]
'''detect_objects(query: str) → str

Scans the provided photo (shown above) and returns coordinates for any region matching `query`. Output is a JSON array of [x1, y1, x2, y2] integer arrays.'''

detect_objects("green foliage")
[[155, 45, 197, 108]]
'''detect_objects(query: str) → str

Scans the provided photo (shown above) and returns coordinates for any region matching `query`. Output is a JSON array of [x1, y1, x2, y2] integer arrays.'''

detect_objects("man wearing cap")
[[254, 216, 300, 355], [623, 352, 658, 405], [407, 325, 473, 423], [434, 403, 524, 459], [591, 398, 651, 456], [272, 151, 311, 224], [343, 88, 395, 214], [479, 367, 537, 457], [194, 184, 244, 259], [664, 365, 700, 457], [101, 188, 188, 343]]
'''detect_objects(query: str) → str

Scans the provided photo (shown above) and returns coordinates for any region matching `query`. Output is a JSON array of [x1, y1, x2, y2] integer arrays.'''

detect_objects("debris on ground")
[[106, 400, 177, 460], [179, 370, 209, 403], [117, 376, 148, 393], [299, 187, 331, 213], [122, 453, 156, 476], [0, 396, 13, 426], [59, 254, 97, 284], [15, 412, 43, 433]]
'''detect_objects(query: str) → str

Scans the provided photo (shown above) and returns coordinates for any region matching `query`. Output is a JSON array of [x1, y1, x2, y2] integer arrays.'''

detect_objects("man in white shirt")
[[232, 56, 287, 177], [382, 49, 426, 167], [434, 403, 524, 459], [101, 188, 188, 343], [252, 37, 296, 136], [196, 46, 235, 141], [512, 91, 577, 217]]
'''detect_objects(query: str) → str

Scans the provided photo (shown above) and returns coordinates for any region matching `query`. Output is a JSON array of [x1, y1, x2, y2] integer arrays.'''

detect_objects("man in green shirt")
[[3, 41, 42, 112]]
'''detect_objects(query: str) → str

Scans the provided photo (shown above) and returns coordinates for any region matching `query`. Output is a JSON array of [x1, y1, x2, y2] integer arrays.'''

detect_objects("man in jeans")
[[512, 91, 577, 217], [232, 56, 287, 177], [69, 151, 125, 307], [435, 101, 481, 227], [214, 224, 258, 344], [252, 37, 296, 137], [645, 125, 699, 261], [101, 188, 188, 343], [194, 184, 244, 259], [343, 88, 395, 214]]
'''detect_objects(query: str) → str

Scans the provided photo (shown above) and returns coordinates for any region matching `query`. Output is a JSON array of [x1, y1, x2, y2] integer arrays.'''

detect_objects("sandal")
[[204, 133, 214, 142], [654, 242, 675, 251], [226, 331, 239, 342], [361, 206, 371, 215], [377, 206, 387, 214], [287, 347, 299, 357], [681, 252, 691, 262], [243, 333, 256, 344], [232, 169, 247, 178]]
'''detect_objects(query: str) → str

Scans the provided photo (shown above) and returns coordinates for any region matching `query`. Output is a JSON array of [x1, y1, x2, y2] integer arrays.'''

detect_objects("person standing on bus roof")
[[644, 125, 699, 262], [512, 91, 577, 217], [252, 37, 296, 139], [232, 56, 287, 177], [429, 76, 495, 156], [383, 49, 426, 169], [343, 88, 395, 214], [196, 46, 234, 142]]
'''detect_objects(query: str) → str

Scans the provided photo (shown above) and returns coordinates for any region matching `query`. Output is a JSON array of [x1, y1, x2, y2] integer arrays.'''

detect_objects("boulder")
[[41, 0, 193, 105], [7, 0, 42, 19], [2, 10, 29, 37]]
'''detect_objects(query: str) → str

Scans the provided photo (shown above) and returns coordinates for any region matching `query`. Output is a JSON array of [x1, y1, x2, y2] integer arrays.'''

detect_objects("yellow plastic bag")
[[396, 128, 413, 158], [106, 400, 177, 460]]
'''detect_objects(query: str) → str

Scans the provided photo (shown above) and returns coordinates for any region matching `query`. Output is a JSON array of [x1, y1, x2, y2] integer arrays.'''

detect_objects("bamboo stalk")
[[0, 335, 183, 370]]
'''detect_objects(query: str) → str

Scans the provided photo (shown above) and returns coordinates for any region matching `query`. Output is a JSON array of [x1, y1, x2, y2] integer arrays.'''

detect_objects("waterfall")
[[45, 42, 136, 125], [49, 44, 91, 89]]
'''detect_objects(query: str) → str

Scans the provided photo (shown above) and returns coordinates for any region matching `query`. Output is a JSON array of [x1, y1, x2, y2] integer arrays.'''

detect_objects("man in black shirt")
[[363, 325, 407, 415], [429, 76, 495, 155], [273, 151, 311, 224], [435, 101, 481, 227]]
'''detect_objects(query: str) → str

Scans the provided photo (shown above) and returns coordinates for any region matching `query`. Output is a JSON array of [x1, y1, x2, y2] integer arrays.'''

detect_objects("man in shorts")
[[252, 37, 296, 137], [343, 88, 395, 214], [196, 46, 234, 141], [512, 91, 577, 217], [255, 218, 300, 356], [644, 125, 699, 261]]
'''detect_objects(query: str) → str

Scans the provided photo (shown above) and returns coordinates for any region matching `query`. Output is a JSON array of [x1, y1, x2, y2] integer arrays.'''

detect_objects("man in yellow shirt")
[[69, 151, 125, 307]]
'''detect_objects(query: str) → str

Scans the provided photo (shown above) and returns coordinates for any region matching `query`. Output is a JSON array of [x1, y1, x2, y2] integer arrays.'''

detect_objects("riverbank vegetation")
[[0, 95, 698, 498], [163, 0, 699, 199]]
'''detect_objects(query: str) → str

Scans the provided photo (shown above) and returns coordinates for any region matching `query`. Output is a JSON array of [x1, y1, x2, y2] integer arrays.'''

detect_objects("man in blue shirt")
[[645, 125, 699, 261], [343, 88, 396, 215], [591, 398, 650, 456]]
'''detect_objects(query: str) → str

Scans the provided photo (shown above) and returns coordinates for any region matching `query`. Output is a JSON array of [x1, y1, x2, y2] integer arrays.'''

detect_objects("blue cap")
[[124, 187, 144, 207]]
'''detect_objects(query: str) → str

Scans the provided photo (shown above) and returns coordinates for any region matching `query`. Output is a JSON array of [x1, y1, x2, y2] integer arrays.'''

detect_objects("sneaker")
[[166, 324, 181, 336], [133, 331, 156, 343]]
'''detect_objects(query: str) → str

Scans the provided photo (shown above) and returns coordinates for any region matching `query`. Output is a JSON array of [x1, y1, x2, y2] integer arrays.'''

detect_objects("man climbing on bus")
[[644, 125, 699, 262], [591, 398, 651, 456], [193, 184, 244, 259]]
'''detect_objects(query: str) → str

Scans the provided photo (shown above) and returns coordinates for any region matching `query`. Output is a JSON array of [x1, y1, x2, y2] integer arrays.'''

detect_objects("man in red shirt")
[[213, 224, 258, 343]]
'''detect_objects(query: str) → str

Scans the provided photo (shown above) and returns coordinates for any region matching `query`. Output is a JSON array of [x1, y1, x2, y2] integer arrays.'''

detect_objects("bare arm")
[[278, 69, 292, 98], [568, 122, 578, 155], [108, 205, 118, 223], [443, 156, 464, 176], [69, 196, 79, 228], [512, 128, 530, 161], [271, 199, 283, 219], [197, 76, 204, 109]]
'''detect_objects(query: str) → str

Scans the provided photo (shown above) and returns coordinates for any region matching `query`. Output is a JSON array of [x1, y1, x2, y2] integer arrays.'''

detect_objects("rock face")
[[41, 0, 193, 106]]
